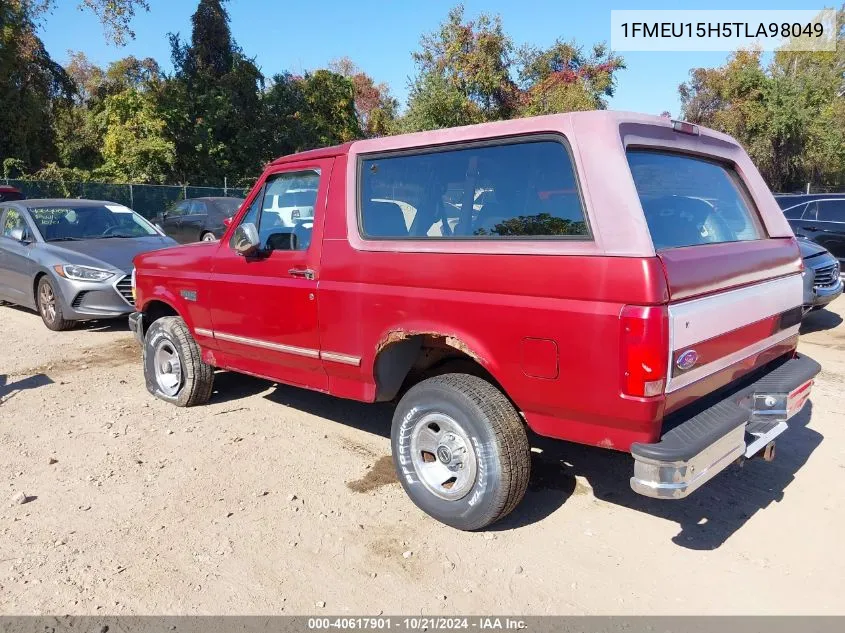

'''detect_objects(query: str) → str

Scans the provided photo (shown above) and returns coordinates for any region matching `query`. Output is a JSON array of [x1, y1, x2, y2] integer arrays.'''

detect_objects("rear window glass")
[[627, 150, 765, 250], [359, 139, 588, 239]]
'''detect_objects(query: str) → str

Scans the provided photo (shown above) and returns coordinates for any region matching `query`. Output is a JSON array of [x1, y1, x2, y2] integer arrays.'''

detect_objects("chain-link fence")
[[2, 179, 249, 219]]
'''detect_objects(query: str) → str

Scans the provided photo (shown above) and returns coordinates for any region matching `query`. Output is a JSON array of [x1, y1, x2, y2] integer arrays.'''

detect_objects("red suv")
[[129, 112, 820, 530]]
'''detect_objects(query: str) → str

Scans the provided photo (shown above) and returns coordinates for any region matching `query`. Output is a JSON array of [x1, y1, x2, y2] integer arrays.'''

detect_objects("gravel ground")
[[1, 301, 844, 615]]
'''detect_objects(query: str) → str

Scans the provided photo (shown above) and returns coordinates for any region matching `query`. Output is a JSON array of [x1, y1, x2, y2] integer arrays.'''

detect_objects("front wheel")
[[37, 276, 75, 331], [200, 231, 216, 242], [391, 373, 530, 530], [143, 316, 213, 407]]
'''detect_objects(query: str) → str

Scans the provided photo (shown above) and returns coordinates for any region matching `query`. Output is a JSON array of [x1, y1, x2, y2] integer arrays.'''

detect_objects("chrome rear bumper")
[[630, 354, 820, 499]]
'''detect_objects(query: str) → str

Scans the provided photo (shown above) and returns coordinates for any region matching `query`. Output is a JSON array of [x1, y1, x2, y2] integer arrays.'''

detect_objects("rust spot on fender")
[[375, 329, 484, 364]]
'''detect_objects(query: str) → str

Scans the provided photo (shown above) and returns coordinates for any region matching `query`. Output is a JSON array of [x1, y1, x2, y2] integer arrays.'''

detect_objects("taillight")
[[620, 305, 669, 398]]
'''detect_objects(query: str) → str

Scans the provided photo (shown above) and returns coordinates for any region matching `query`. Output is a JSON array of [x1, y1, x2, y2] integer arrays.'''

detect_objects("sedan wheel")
[[36, 276, 75, 331], [201, 232, 216, 242]]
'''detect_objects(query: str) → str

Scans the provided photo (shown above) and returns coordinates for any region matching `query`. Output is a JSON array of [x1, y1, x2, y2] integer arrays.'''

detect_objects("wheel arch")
[[138, 297, 183, 336], [371, 327, 506, 403]]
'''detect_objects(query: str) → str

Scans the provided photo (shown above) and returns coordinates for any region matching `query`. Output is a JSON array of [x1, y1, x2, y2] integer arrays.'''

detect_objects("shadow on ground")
[[800, 308, 843, 334], [205, 372, 823, 547], [0, 373, 53, 404], [2, 304, 130, 333], [520, 402, 822, 549]]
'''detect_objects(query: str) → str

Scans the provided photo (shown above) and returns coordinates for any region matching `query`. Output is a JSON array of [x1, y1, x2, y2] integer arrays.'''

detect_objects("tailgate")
[[626, 146, 804, 410]]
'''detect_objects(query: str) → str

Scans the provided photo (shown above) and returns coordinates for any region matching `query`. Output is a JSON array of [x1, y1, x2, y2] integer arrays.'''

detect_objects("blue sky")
[[38, 0, 812, 117]]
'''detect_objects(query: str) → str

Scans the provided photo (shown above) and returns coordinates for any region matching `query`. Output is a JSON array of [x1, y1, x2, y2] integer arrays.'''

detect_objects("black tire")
[[391, 373, 530, 530], [36, 276, 75, 331], [143, 316, 213, 407]]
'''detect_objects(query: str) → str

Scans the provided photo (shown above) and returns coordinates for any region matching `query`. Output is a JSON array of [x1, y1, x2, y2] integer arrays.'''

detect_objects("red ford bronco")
[[130, 112, 820, 530]]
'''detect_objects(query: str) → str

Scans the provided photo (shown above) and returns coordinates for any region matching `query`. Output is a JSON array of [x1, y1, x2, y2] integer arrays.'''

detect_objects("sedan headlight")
[[53, 264, 115, 282]]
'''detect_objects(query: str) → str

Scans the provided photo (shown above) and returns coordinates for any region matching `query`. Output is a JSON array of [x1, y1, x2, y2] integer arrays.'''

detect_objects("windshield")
[[28, 204, 158, 241]]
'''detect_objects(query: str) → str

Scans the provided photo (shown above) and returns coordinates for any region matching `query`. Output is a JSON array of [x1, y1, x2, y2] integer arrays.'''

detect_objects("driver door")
[[0, 207, 36, 306], [162, 201, 188, 242], [207, 159, 332, 390]]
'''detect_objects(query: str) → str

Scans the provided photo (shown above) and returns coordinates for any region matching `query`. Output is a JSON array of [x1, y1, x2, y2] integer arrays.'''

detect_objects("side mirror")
[[223, 216, 233, 228], [9, 227, 28, 242], [232, 222, 260, 256]]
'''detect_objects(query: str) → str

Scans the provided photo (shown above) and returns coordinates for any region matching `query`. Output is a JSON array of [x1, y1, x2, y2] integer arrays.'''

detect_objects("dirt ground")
[[1, 300, 844, 615]]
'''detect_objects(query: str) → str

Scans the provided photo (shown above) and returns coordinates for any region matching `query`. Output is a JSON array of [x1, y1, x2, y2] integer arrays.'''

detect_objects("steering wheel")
[[101, 225, 124, 236]]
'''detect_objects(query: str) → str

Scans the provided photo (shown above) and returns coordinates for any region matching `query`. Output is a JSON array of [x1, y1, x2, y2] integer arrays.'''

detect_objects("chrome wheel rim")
[[201, 233, 216, 241], [409, 412, 478, 501], [39, 283, 56, 322], [153, 339, 182, 396]]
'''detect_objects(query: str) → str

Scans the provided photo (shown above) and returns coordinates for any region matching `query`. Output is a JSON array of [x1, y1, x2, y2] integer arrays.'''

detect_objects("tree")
[[517, 41, 625, 115], [679, 9, 845, 191], [402, 4, 625, 132], [329, 57, 398, 137], [98, 88, 175, 182], [0, 0, 149, 172], [164, 0, 264, 184], [0, 0, 73, 169], [404, 4, 517, 130]]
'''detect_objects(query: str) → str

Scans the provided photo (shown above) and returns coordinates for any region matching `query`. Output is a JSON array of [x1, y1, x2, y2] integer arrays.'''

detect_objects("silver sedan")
[[0, 199, 176, 330]]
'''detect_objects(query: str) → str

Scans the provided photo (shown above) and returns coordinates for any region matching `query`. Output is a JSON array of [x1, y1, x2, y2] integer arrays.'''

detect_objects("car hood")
[[41, 235, 177, 274], [796, 237, 829, 259]]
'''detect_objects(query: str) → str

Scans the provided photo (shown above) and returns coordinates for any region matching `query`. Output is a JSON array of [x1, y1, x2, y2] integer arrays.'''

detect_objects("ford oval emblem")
[[676, 349, 699, 371]]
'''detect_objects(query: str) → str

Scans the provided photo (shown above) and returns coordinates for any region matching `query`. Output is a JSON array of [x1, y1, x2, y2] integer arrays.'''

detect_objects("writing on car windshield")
[[28, 205, 157, 241]]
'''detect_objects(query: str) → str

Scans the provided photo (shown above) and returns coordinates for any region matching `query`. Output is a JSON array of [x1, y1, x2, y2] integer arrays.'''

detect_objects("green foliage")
[[330, 57, 399, 137], [518, 41, 625, 114], [401, 4, 625, 132], [98, 88, 175, 183], [0, 0, 73, 170], [680, 10, 845, 191], [163, 0, 265, 183]]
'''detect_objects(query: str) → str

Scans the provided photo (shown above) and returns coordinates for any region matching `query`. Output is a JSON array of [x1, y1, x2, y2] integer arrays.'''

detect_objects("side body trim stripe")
[[195, 328, 361, 366]]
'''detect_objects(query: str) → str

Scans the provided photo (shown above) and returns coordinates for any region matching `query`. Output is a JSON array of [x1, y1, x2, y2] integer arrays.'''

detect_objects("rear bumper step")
[[630, 354, 820, 499]]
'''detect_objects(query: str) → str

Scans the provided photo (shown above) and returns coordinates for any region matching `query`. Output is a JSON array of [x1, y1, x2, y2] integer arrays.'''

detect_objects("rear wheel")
[[37, 276, 75, 331], [200, 232, 216, 242], [391, 373, 530, 530], [143, 316, 213, 407]]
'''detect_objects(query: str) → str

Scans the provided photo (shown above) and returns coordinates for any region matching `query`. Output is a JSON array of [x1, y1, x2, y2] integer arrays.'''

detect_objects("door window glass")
[[168, 202, 188, 217], [817, 200, 845, 222], [782, 203, 806, 220], [803, 202, 818, 221], [2, 208, 25, 237]]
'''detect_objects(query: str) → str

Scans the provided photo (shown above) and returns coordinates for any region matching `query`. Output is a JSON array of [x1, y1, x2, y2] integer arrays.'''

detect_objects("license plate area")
[[748, 378, 814, 422], [743, 378, 813, 458]]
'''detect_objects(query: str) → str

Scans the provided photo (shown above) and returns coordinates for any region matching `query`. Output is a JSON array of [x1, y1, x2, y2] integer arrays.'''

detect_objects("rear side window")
[[817, 200, 845, 222], [359, 138, 588, 239], [782, 203, 807, 220], [627, 150, 765, 250]]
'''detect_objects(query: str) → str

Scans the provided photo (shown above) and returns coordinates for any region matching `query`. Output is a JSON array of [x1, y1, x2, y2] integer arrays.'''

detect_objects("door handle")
[[804, 226, 818, 231], [288, 267, 316, 280]]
